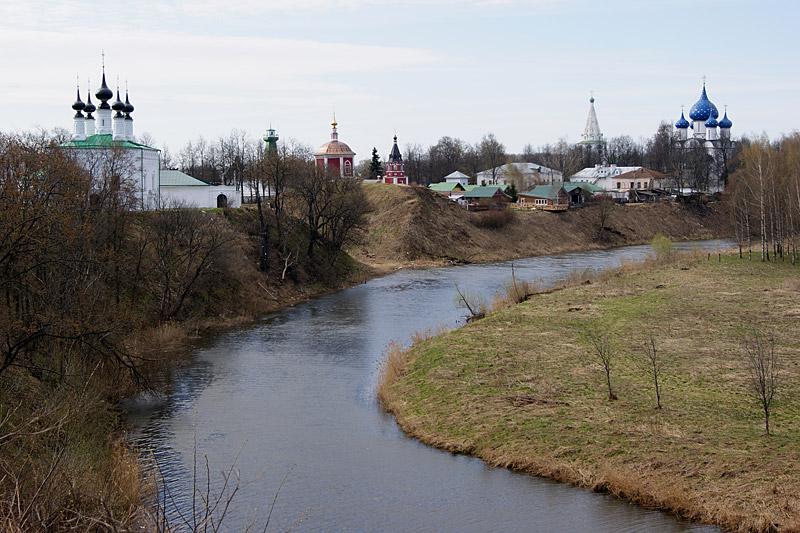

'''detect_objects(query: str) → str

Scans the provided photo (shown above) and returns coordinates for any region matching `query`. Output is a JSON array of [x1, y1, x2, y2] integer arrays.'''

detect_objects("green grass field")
[[381, 254, 800, 532]]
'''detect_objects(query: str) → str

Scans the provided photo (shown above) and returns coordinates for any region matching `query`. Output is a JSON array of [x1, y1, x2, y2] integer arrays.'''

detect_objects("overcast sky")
[[2, 0, 798, 160]]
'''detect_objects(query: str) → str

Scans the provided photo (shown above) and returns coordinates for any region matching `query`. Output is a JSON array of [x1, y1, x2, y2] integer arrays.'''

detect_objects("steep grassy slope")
[[353, 184, 731, 267]]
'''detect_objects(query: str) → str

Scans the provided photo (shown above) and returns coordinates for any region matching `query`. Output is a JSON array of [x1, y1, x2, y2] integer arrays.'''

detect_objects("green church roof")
[[61, 134, 158, 151]]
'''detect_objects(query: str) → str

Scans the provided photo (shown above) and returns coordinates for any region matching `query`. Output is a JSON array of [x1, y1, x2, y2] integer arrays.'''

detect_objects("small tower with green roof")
[[264, 125, 279, 153]]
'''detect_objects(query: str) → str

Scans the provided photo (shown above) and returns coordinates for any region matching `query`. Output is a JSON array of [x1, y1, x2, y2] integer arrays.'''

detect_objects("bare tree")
[[478, 133, 506, 184], [741, 330, 779, 435], [148, 203, 236, 320], [594, 196, 614, 241], [586, 332, 617, 400], [642, 336, 663, 409]]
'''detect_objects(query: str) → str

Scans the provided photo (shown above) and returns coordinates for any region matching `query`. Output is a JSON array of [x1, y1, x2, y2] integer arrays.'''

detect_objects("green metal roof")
[[429, 182, 464, 192], [520, 185, 564, 199], [160, 170, 209, 186], [563, 182, 603, 193], [462, 184, 478, 191], [462, 186, 506, 199], [60, 134, 158, 151]]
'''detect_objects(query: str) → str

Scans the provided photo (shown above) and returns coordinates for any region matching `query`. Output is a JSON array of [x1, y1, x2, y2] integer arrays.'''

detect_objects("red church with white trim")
[[315, 117, 355, 178], [382, 135, 407, 185]]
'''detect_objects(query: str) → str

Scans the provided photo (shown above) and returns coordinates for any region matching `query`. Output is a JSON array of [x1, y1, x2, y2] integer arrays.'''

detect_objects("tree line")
[[0, 130, 368, 529], [729, 133, 800, 262], [348, 123, 739, 187]]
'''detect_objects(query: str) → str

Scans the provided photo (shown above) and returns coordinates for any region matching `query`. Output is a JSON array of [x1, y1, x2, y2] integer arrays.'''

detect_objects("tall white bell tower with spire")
[[580, 94, 604, 146]]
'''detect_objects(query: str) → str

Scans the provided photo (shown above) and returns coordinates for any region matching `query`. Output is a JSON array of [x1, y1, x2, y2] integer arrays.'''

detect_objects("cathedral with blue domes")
[[675, 82, 733, 146], [674, 81, 735, 191]]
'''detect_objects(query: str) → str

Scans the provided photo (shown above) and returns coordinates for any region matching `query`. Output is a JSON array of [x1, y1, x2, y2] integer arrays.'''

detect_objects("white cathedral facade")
[[61, 67, 239, 209]]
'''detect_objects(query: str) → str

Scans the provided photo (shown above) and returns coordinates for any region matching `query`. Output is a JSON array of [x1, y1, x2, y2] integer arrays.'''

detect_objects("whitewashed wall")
[[159, 185, 241, 208]]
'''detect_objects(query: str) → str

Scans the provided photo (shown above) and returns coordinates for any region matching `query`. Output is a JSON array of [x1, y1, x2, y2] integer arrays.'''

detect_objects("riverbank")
[[379, 253, 800, 532], [0, 182, 733, 531], [352, 184, 731, 269]]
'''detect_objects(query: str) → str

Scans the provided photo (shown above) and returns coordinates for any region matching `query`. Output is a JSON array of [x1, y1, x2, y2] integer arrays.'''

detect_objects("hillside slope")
[[353, 184, 731, 268]]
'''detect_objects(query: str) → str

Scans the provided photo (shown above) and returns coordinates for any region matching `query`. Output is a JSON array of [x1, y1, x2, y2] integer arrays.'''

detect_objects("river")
[[127, 240, 732, 532]]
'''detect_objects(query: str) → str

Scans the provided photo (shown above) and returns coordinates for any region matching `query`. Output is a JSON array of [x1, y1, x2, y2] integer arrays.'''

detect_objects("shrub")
[[471, 209, 515, 229], [651, 234, 674, 261]]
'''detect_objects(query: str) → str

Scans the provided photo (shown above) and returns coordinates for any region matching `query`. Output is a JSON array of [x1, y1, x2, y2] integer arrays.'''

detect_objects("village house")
[[517, 184, 569, 211], [429, 181, 466, 200], [444, 170, 471, 187], [569, 165, 666, 201], [563, 182, 603, 206], [461, 186, 512, 211], [476, 162, 563, 189]]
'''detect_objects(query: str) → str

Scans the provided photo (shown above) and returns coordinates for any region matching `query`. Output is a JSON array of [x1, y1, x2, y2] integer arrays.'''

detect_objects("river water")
[[127, 240, 732, 532]]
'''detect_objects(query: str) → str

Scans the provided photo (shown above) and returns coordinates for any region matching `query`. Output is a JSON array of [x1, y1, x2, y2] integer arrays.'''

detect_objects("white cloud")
[[0, 26, 442, 152]]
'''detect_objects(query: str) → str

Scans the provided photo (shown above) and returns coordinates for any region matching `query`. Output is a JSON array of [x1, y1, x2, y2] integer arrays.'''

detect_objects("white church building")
[[61, 67, 239, 209]]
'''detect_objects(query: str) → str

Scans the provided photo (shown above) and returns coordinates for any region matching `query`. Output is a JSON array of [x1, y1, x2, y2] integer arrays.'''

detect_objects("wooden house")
[[517, 185, 569, 211], [429, 181, 466, 201], [563, 182, 603, 206], [461, 186, 512, 211]]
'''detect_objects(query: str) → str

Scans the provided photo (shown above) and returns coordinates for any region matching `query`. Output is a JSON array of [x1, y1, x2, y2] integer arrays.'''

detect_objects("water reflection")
[[128, 241, 732, 532]]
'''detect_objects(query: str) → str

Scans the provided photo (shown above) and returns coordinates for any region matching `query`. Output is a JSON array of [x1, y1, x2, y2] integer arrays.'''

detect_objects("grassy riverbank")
[[379, 253, 800, 532]]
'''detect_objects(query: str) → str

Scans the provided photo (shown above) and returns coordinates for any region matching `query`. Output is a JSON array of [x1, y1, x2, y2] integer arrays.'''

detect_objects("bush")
[[471, 209, 515, 229], [651, 234, 674, 261]]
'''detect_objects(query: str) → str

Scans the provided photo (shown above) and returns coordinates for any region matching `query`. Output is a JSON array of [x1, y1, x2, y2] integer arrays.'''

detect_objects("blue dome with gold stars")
[[689, 84, 719, 122], [675, 110, 690, 129]]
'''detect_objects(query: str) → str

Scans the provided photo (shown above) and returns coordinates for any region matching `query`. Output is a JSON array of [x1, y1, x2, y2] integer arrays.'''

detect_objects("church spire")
[[330, 113, 339, 142], [580, 93, 604, 145]]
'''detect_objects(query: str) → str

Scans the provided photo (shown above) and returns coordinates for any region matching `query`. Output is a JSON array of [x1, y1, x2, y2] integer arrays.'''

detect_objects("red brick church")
[[315, 116, 355, 177], [382, 135, 407, 185]]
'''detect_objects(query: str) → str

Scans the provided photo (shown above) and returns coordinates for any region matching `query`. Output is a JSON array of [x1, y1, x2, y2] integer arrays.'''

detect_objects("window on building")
[[616, 182, 621, 189]]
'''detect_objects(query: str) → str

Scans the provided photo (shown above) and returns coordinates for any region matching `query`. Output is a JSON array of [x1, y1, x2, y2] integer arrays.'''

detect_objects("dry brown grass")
[[352, 184, 732, 267], [470, 209, 516, 229], [381, 254, 800, 532], [0, 368, 145, 532], [377, 342, 412, 409]]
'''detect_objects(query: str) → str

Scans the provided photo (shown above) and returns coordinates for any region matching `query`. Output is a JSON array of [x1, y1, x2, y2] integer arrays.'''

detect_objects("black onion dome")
[[84, 93, 96, 115], [124, 92, 134, 114], [112, 89, 125, 112], [71, 88, 85, 112], [96, 72, 114, 108]]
